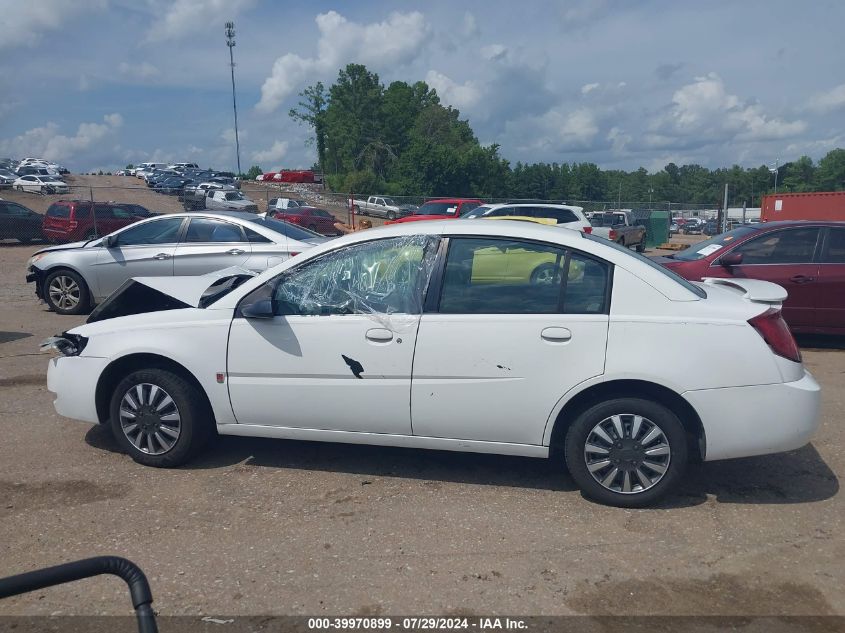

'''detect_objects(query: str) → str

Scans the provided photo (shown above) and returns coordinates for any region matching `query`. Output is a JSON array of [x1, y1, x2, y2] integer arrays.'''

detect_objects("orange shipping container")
[[761, 191, 845, 221]]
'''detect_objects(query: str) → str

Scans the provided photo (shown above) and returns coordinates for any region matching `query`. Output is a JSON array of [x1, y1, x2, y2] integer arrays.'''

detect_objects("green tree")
[[244, 165, 262, 180], [816, 149, 845, 191], [288, 82, 328, 172]]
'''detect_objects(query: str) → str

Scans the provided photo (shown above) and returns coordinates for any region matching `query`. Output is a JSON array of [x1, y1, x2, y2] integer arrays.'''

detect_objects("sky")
[[1, 0, 844, 174]]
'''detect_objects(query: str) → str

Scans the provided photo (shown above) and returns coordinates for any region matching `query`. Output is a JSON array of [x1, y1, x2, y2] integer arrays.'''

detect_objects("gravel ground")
[[0, 208, 841, 619]]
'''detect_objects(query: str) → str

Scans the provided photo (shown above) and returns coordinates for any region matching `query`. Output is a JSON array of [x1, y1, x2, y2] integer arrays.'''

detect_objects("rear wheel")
[[564, 397, 688, 507], [636, 239, 646, 253], [43, 269, 91, 315], [109, 369, 212, 467], [307, 224, 318, 232]]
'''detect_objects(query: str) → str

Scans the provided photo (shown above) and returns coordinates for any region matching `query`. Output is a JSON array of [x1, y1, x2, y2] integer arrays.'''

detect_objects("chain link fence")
[[0, 174, 719, 245]]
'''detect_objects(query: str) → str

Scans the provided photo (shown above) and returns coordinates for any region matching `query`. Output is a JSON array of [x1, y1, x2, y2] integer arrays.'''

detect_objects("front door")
[[716, 226, 821, 330], [227, 235, 438, 433], [93, 216, 186, 298], [172, 217, 252, 275], [816, 227, 845, 333], [411, 237, 610, 445]]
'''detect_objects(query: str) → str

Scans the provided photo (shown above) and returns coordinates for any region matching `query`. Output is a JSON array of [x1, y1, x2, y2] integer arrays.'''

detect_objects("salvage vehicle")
[[203, 189, 259, 213], [180, 182, 236, 210], [0, 200, 44, 243], [654, 220, 845, 335], [42, 220, 820, 507], [386, 198, 483, 224], [268, 206, 342, 236], [27, 212, 326, 315], [43, 201, 153, 243], [588, 211, 647, 251], [350, 195, 408, 220], [463, 203, 592, 233]]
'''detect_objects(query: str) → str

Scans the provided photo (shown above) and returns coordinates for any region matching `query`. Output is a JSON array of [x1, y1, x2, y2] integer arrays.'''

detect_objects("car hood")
[[86, 266, 257, 323], [32, 240, 94, 256]]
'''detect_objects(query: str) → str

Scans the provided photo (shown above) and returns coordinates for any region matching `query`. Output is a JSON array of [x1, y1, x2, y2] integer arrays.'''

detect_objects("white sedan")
[[43, 220, 820, 506], [13, 175, 69, 194]]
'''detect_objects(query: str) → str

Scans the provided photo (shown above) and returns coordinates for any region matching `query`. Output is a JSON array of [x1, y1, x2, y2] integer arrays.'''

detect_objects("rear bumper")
[[685, 370, 821, 461], [47, 355, 110, 424]]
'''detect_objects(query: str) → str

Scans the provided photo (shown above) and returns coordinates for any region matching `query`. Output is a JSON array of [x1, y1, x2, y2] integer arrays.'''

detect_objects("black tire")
[[530, 262, 561, 285], [15, 185, 23, 192], [636, 239, 646, 253], [563, 397, 688, 507], [109, 368, 212, 468], [307, 224, 318, 232], [617, 238, 626, 247], [386, 210, 397, 220], [85, 230, 98, 240], [352, 205, 360, 215], [43, 268, 91, 315]]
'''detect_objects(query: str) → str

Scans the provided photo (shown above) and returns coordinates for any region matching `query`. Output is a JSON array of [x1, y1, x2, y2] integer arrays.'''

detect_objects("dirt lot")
[[0, 215, 842, 619]]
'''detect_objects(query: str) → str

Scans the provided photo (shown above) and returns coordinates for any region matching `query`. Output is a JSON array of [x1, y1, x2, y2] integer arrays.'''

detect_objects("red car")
[[42, 201, 154, 243], [386, 198, 483, 224], [654, 220, 845, 334], [269, 206, 341, 235]]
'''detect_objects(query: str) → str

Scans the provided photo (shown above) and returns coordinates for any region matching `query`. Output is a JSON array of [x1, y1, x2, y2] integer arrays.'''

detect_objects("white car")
[[43, 220, 820, 506], [13, 175, 69, 194], [463, 202, 592, 232]]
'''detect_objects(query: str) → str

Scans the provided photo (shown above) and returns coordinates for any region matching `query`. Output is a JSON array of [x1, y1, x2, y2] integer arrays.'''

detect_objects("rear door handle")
[[541, 327, 572, 342], [226, 248, 245, 255], [365, 328, 394, 343], [153, 253, 171, 260], [790, 275, 815, 284]]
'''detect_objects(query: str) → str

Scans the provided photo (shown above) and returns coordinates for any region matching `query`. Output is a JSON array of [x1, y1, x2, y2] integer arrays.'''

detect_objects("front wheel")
[[386, 210, 397, 220], [564, 398, 688, 507], [109, 368, 212, 467], [43, 269, 91, 315]]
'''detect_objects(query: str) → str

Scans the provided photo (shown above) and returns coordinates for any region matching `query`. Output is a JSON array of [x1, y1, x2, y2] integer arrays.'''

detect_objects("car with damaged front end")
[[42, 220, 821, 507], [26, 211, 329, 315]]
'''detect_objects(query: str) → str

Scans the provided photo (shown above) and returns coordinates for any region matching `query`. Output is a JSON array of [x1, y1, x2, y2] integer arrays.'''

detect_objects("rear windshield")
[[245, 216, 323, 241], [584, 233, 707, 298], [462, 205, 492, 218], [46, 204, 70, 218], [671, 226, 760, 261], [590, 213, 625, 227]]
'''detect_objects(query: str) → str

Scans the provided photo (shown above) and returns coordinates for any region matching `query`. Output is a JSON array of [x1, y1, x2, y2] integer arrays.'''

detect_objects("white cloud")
[[480, 44, 508, 62], [507, 107, 600, 153], [0, 114, 123, 163], [118, 62, 160, 80], [807, 83, 845, 113], [256, 10, 429, 113], [425, 70, 482, 110], [0, 0, 106, 50], [651, 73, 807, 144], [607, 126, 631, 154], [462, 12, 479, 37], [145, 0, 255, 41], [581, 82, 600, 94], [252, 140, 289, 164]]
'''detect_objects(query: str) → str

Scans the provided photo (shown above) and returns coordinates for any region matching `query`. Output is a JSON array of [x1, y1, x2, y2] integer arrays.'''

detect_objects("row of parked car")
[[0, 157, 72, 195]]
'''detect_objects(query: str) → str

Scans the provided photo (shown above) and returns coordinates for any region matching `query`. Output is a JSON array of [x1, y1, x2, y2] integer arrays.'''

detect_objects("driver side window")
[[272, 236, 438, 316]]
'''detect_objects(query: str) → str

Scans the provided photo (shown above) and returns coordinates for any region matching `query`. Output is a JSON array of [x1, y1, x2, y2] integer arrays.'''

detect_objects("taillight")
[[748, 308, 801, 363], [609, 229, 618, 240], [583, 226, 592, 234], [68, 220, 78, 230]]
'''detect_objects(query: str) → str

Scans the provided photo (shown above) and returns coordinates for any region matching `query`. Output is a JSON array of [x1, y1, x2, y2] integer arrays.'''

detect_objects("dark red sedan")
[[385, 198, 483, 224], [654, 221, 845, 334], [269, 206, 341, 236]]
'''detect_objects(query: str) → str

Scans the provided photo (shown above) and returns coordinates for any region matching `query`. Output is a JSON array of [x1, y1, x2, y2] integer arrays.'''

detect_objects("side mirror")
[[241, 299, 274, 319], [104, 235, 118, 248], [719, 252, 743, 267]]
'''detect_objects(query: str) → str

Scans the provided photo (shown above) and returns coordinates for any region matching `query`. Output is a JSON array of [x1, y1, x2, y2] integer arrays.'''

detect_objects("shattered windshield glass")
[[263, 235, 438, 329]]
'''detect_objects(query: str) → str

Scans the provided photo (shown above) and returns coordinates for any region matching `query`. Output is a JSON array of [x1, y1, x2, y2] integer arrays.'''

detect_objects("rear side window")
[[821, 228, 845, 263], [46, 204, 70, 218], [437, 237, 609, 314], [245, 227, 272, 243], [530, 207, 580, 224], [733, 228, 820, 264]]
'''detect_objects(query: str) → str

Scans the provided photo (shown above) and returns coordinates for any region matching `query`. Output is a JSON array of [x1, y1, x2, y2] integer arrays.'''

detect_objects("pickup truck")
[[589, 211, 647, 251], [188, 188, 258, 213], [350, 195, 409, 220], [181, 182, 236, 210]]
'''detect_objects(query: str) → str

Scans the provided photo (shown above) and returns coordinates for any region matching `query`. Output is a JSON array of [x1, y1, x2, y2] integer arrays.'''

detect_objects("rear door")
[[172, 217, 252, 275], [411, 236, 610, 445], [720, 226, 821, 330], [815, 227, 845, 333]]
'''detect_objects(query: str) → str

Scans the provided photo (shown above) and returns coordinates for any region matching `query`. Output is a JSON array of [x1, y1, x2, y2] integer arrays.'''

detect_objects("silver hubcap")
[[48, 276, 81, 310], [119, 383, 181, 455], [584, 413, 671, 494]]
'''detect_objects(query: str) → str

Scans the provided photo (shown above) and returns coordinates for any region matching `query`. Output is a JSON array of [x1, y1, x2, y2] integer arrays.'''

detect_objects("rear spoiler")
[[701, 277, 787, 304]]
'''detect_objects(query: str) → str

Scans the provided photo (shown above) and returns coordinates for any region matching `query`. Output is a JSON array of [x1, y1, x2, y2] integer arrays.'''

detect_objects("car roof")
[[756, 220, 845, 228], [423, 198, 482, 203]]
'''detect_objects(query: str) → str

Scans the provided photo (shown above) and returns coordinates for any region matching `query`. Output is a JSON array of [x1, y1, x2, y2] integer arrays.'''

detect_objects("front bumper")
[[47, 355, 111, 424], [685, 370, 821, 462], [26, 266, 45, 300]]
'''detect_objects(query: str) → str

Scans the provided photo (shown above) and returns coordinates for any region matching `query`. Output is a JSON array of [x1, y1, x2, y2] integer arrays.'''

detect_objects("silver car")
[[26, 211, 329, 315]]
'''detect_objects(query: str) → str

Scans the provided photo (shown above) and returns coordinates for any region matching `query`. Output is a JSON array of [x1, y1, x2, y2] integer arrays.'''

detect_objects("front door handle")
[[790, 275, 815, 284], [541, 327, 572, 342], [153, 253, 171, 260], [365, 328, 394, 343], [226, 248, 245, 255]]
